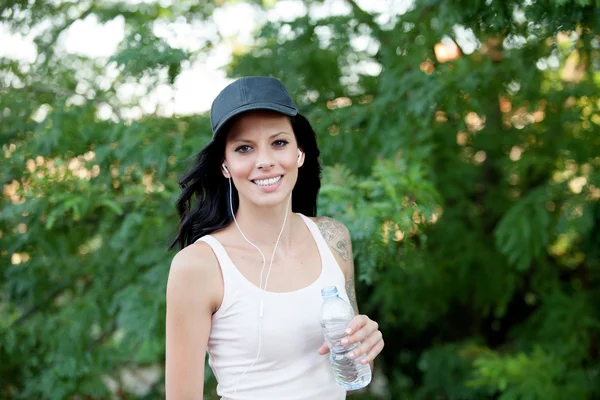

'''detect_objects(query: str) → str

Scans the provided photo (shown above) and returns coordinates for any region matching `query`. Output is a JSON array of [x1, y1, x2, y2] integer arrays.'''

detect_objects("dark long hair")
[[169, 114, 322, 250]]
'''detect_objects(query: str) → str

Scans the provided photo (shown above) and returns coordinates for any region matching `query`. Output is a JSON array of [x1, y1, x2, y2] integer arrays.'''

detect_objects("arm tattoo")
[[315, 217, 351, 262], [316, 217, 359, 314], [345, 275, 359, 315]]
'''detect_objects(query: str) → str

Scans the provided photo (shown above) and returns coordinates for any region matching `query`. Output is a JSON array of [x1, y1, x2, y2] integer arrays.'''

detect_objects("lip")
[[251, 174, 284, 193], [250, 174, 284, 181]]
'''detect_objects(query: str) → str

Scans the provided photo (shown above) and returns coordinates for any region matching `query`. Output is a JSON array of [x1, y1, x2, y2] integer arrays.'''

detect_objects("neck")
[[232, 196, 295, 250]]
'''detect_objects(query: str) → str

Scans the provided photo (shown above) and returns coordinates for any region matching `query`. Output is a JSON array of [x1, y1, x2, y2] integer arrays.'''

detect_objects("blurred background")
[[1, 0, 600, 398]]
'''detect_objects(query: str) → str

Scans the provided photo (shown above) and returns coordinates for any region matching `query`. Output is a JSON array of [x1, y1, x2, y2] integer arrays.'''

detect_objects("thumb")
[[317, 341, 330, 355]]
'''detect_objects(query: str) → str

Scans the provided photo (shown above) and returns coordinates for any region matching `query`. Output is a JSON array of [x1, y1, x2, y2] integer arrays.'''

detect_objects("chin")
[[250, 191, 292, 208], [242, 181, 295, 208]]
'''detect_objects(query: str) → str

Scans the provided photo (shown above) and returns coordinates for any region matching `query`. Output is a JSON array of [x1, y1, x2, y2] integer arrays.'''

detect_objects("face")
[[222, 111, 304, 209]]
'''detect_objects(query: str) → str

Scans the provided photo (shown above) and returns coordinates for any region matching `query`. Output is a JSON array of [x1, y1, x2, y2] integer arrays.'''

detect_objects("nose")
[[255, 149, 275, 170], [256, 158, 275, 170]]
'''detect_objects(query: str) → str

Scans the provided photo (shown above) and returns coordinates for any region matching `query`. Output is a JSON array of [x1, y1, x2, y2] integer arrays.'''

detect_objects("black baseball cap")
[[210, 76, 299, 139]]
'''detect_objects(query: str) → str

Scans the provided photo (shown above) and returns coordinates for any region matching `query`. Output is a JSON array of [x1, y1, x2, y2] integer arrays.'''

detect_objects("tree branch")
[[344, 0, 389, 65], [27, 84, 124, 121], [344, 0, 384, 39], [87, 321, 118, 351], [36, 4, 96, 66], [11, 282, 71, 326]]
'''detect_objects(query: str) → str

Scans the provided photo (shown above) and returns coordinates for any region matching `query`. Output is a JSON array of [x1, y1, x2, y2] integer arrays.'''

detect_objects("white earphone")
[[225, 164, 292, 396], [297, 150, 302, 164]]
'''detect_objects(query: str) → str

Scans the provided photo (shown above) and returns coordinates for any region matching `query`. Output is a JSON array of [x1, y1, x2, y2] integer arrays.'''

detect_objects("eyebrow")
[[231, 131, 292, 143]]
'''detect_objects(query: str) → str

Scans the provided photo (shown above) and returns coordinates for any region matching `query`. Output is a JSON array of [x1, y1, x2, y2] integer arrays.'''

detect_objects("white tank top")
[[195, 213, 348, 400]]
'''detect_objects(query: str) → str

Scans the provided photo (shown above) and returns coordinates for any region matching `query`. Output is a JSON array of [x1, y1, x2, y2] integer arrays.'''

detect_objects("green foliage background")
[[1, 0, 600, 398]]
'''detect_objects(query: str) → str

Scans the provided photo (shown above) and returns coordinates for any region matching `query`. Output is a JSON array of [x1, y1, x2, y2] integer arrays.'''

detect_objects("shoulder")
[[312, 216, 351, 246], [310, 216, 353, 278], [169, 240, 220, 279], [167, 241, 222, 314]]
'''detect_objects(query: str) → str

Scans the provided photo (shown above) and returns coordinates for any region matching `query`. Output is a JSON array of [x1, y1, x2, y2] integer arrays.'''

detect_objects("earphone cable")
[[228, 176, 291, 396]]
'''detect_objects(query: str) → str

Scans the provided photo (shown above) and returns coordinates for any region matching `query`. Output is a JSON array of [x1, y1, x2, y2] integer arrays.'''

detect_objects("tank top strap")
[[195, 234, 243, 320], [297, 213, 346, 282], [194, 235, 238, 280]]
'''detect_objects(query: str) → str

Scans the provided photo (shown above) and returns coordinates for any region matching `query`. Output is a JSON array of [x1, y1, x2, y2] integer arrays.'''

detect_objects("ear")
[[297, 148, 305, 168], [221, 162, 230, 178]]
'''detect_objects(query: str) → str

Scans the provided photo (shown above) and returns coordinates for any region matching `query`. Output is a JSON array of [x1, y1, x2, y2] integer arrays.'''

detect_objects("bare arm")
[[165, 243, 221, 400], [315, 217, 359, 312]]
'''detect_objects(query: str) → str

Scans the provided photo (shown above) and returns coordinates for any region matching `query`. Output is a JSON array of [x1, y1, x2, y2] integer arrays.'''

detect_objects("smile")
[[253, 175, 283, 186]]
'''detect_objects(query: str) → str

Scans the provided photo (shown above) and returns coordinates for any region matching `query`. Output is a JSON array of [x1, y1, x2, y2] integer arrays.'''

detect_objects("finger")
[[317, 341, 330, 355], [342, 319, 378, 346], [360, 338, 384, 364], [348, 330, 382, 359], [344, 315, 369, 336], [346, 330, 383, 360], [342, 327, 369, 347]]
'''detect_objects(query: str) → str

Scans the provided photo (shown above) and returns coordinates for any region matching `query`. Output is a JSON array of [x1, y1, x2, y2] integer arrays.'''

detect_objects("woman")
[[166, 76, 384, 400]]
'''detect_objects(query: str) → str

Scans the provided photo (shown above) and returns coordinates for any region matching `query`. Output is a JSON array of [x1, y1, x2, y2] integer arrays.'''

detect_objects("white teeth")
[[254, 176, 282, 186]]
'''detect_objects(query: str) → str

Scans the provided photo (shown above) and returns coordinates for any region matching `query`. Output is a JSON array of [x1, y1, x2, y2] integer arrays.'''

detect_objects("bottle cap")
[[321, 286, 338, 297]]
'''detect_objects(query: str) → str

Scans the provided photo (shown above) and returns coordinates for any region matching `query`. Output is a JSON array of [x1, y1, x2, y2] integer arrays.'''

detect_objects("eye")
[[235, 145, 252, 153], [273, 139, 289, 147]]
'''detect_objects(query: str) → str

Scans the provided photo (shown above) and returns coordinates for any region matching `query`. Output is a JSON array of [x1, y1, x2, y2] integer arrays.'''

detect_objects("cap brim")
[[213, 102, 298, 138]]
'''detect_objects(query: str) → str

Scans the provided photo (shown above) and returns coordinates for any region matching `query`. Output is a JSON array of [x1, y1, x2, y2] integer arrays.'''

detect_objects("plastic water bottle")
[[319, 285, 372, 391]]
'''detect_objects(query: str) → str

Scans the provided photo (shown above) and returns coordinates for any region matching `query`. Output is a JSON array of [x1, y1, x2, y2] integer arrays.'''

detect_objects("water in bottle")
[[319, 285, 372, 391]]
